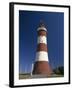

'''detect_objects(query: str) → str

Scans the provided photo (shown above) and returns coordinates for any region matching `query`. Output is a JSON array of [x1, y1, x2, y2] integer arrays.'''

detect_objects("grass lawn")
[[19, 73, 64, 79]]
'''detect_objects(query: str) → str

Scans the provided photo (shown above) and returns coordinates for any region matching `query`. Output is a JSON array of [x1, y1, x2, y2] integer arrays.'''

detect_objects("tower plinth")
[[32, 21, 52, 75]]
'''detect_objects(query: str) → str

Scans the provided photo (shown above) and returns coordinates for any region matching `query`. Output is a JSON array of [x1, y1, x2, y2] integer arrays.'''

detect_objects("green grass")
[[19, 73, 64, 79]]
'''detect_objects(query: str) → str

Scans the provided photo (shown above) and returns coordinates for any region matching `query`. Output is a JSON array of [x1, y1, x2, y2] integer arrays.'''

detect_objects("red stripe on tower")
[[32, 21, 53, 75]]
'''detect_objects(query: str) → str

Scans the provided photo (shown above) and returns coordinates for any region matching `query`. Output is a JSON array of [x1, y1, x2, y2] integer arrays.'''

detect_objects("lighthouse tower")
[[32, 21, 52, 75]]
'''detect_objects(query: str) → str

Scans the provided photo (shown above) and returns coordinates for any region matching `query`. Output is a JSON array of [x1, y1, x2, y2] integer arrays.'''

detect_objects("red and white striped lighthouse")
[[32, 21, 52, 75]]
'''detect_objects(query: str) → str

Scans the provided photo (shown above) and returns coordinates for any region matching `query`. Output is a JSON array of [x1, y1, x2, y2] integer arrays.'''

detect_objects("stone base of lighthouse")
[[32, 61, 52, 75]]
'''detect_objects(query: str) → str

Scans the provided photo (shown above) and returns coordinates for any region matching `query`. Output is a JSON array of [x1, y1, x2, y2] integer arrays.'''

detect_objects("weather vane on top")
[[39, 20, 46, 27]]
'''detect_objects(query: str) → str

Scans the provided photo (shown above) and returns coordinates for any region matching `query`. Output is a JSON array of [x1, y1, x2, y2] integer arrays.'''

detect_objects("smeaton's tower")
[[32, 21, 52, 75]]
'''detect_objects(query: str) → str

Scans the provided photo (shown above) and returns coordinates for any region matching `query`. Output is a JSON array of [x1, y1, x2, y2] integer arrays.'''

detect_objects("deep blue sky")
[[19, 10, 64, 74]]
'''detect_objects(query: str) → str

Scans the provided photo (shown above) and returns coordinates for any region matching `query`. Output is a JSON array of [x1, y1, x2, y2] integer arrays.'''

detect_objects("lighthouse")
[[32, 21, 52, 75]]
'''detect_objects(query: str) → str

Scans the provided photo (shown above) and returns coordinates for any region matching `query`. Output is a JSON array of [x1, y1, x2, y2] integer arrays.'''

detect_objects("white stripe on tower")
[[36, 51, 49, 61], [37, 27, 47, 31], [37, 36, 47, 44]]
